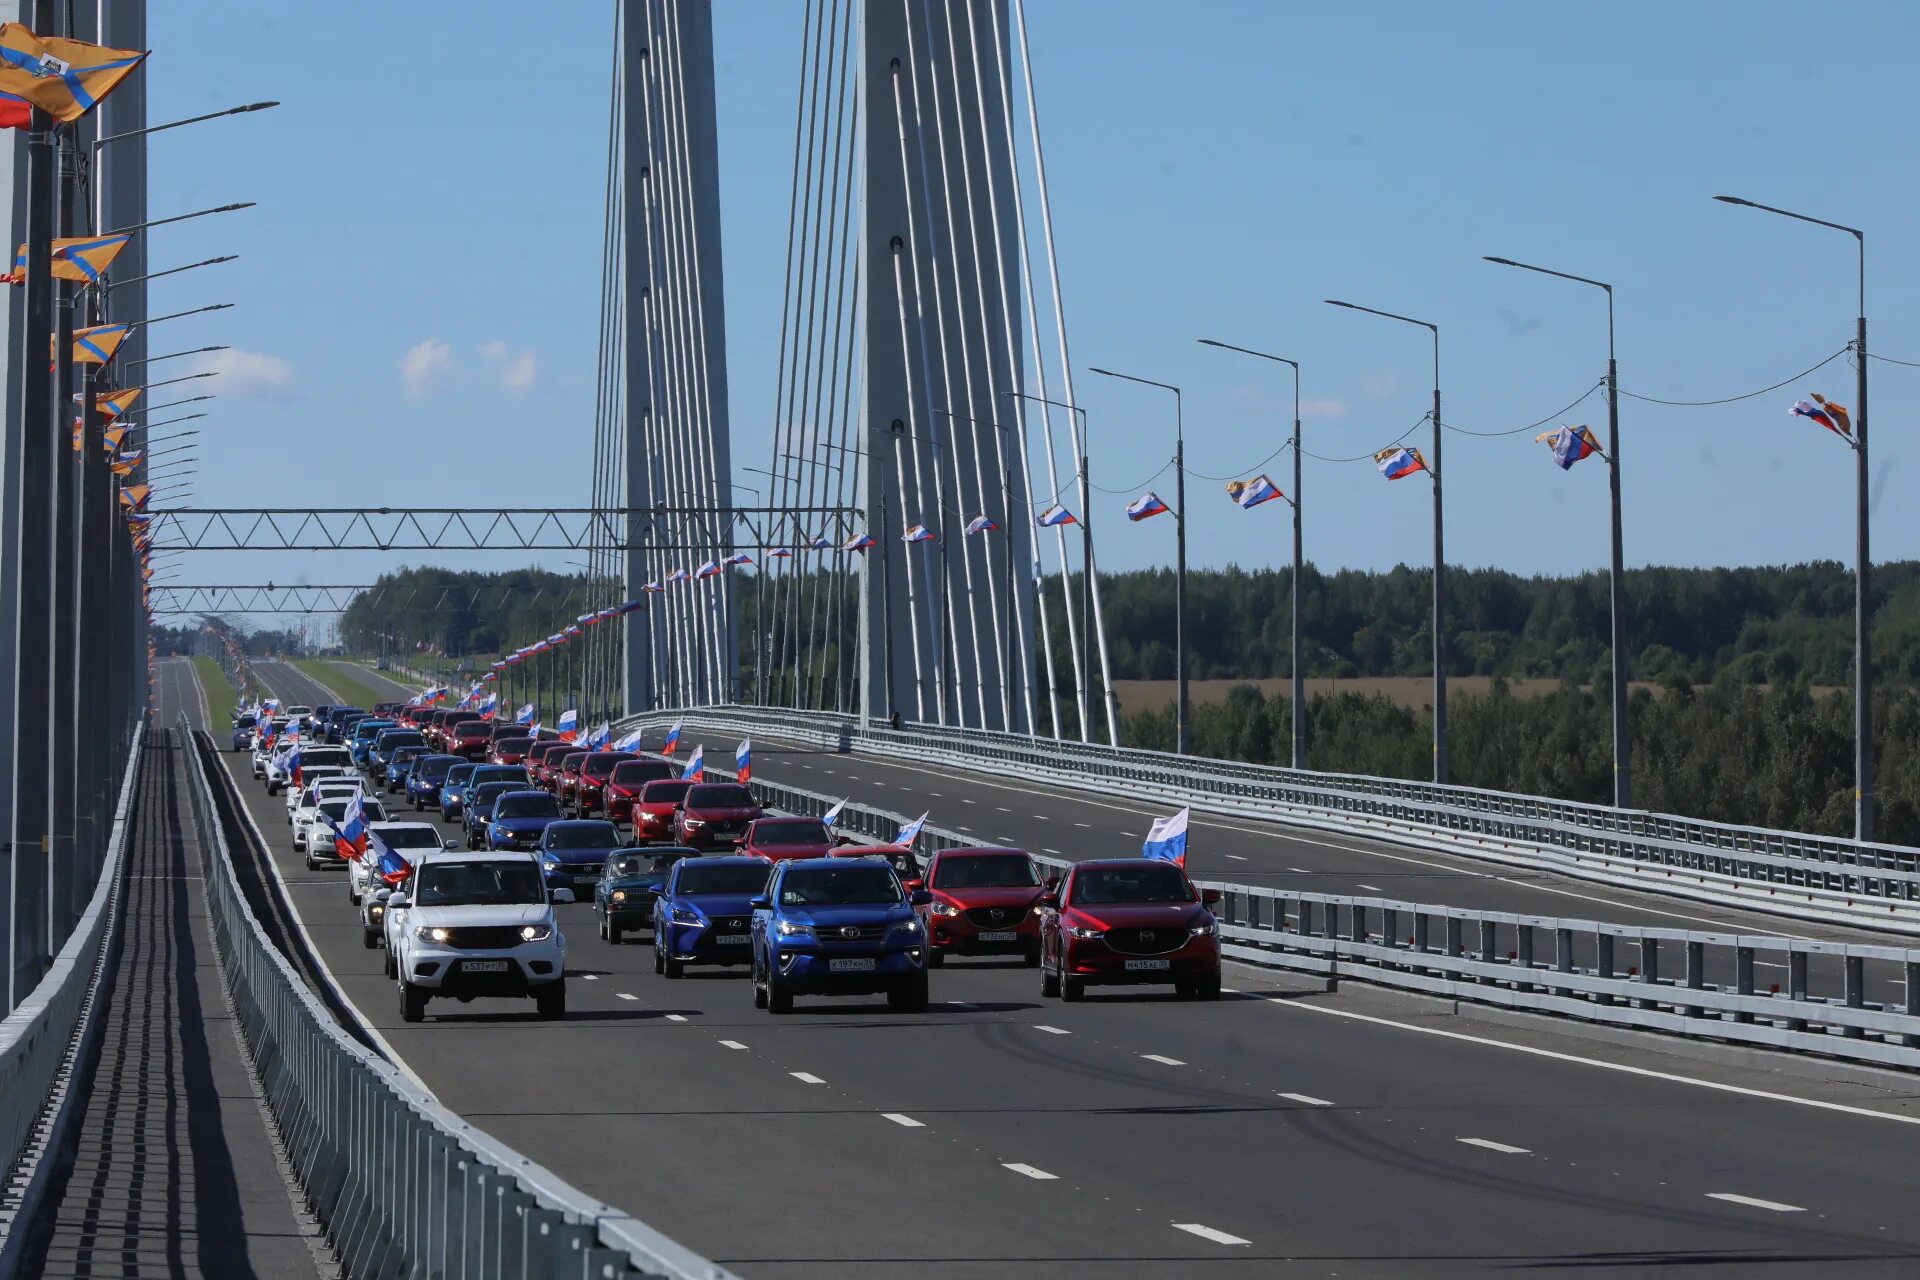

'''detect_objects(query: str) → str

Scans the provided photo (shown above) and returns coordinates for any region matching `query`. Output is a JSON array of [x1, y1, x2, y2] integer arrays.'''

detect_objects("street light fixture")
[[1325, 299, 1448, 784], [1199, 339, 1307, 770], [107, 255, 238, 290], [1714, 195, 1873, 840], [1089, 366, 1189, 757], [106, 202, 256, 238], [119, 345, 229, 369]]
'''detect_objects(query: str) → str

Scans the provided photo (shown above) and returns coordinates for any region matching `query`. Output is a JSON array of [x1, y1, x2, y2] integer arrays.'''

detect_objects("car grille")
[[439, 926, 526, 949], [1103, 927, 1186, 956], [965, 906, 1028, 930], [817, 923, 886, 942]]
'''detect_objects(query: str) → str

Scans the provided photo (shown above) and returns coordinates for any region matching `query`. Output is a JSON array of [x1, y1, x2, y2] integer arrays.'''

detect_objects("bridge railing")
[[0, 713, 145, 1276], [676, 746, 1920, 1074], [180, 719, 739, 1280], [618, 705, 1920, 935]]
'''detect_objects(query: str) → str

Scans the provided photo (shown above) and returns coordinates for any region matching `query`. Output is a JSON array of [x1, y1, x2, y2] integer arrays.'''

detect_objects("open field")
[[191, 656, 237, 725], [1117, 675, 1674, 712]]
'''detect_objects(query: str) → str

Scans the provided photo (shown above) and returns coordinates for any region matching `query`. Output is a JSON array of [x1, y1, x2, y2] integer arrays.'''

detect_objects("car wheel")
[[888, 975, 929, 1013], [1061, 975, 1085, 1003], [1041, 959, 1060, 999], [767, 974, 792, 1015], [607, 919, 621, 945], [1195, 975, 1222, 1001], [752, 960, 769, 1009], [927, 951, 945, 969], [383, 948, 395, 979], [535, 981, 567, 1020], [362, 927, 378, 950], [663, 945, 683, 979], [399, 980, 427, 1023], [652, 938, 664, 973]]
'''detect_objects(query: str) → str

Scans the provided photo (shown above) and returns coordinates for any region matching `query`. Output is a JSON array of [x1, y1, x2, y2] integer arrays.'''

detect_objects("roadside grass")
[[192, 655, 238, 726], [293, 658, 383, 713]]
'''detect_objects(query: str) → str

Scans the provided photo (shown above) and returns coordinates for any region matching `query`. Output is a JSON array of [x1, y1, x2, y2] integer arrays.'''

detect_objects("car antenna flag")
[[822, 797, 847, 828], [896, 812, 928, 846], [1142, 808, 1190, 866]]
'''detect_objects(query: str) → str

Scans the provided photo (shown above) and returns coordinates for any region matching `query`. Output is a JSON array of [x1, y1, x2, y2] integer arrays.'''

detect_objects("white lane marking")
[[1707, 1193, 1804, 1213], [584, 974, 599, 980], [1457, 1137, 1530, 1155], [665, 1013, 688, 1022], [1225, 854, 1248, 861], [872, 781, 887, 788], [1141, 1054, 1186, 1066], [1033, 814, 1050, 821], [947, 1000, 976, 1009], [929, 792, 942, 797], [1357, 884, 1383, 892], [1265, 997, 1920, 1128], [1001, 1163, 1057, 1180], [1043, 847, 1063, 855], [1288, 867, 1312, 873], [790, 1071, 826, 1085], [1173, 1223, 1250, 1246], [1278, 1092, 1332, 1106], [1033, 1024, 1070, 1035], [1074, 822, 1091, 828], [617, 993, 640, 1001], [995, 806, 1012, 813], [719, 1040, 748, 1050], [881, 1112, 925, 1128], [961, 798, 975, 805]]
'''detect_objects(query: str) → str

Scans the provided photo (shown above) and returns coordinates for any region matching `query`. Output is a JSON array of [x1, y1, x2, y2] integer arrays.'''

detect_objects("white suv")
[[267, 744, 354, 796], [383, 850, 571, 1022]]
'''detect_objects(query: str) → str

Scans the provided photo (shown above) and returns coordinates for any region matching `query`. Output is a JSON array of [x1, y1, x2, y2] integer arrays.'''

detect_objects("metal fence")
[[685, 745, 1920, 1074], [0, 714, 145, 1276], [179, 719, 739, 1280], [618, 705, 1920, 935]]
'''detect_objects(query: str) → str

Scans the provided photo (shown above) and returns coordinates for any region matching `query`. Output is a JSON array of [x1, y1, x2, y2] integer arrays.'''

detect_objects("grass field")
[[191, 655, 237, 726], [1113, 675, 1677, 712], [293, 659, 386, 713]]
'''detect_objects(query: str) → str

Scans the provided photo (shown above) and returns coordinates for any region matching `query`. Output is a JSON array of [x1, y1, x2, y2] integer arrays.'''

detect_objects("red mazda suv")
[[1039, 859, 1221, 1001]]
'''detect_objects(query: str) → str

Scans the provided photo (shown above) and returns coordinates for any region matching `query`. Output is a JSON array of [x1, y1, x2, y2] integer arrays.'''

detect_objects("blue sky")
[[146, 0, 1920, 627]]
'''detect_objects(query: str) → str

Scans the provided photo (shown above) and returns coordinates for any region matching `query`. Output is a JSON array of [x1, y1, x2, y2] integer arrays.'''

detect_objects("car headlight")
[[542, 856, 560, 868], [1189, 920, 1218, 937], [776, 919, 813, 938], [670, 905, 703, 924], [519, 924, 551, 942], [612, 889, 627, 902], [370, 905, 384, 916], [890, 920, 923, 938], [928, 901, 960, 917], [415, 926, 450, 943], [682, 817, 705, 828], [1067, 925, 1104, 940]]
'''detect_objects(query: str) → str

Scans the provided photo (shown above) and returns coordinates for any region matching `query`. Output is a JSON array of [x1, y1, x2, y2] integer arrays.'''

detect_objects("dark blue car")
[[487, 789, 563, 851], [348, 719, 396, 768], [383, 745, 428, 794], [652, 854, 769, 976], [438, 762, 476, 823], [405, 753, 462, 811], [230, 712, 257, 753], [368, 728, 424, 776], [751, 857, 931, 1014], [537, 819, 628, 893], [462, 780, 519, 850]]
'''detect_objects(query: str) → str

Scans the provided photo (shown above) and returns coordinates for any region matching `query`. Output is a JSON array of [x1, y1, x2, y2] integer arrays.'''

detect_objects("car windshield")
[[493, 737, 531, 754], [546, 822, 619, 849], [642, 781, 694, 803], [609, 853, 676, 878], [611, 760, 671, 785], [473, 767, 530, 787], [235, 713, 256, 727], [678, 862, 772, 895], [471, 783, 514, 807], [583, 754, 629, 780], [454, 722, 489, 736], [415, 757, 456, 780], [561, 755, 590, 773], [778, 865, 903, 906], [1071, 864, 1195, 905], [412, 860, 544, 907], [933, 854, 1040, 889], [445, 765, 475, 786], [495, 793, 561, 819], [688, 784, 755, 809], [376, 827, 444, 850], [391, 747, 425, 765], [753, 819, 829, 847]]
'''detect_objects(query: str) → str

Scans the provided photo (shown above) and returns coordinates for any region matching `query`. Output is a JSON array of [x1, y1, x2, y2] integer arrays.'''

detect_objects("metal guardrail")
[[699, 748, 1920, 1074], [620, 706, 1920, 934], [0, 713, 146, 1276], [179, 718, 739, 1280]]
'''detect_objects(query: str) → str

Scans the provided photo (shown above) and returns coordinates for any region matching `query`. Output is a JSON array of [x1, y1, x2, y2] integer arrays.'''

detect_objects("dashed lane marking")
[[1457, 1137, 1530, 1155], [881, 1113, 925, 1128], [665, 1014, 688, 1022], [790, 1071, 826, 1085], [617, 993, 640, 1001], [1141, 1054, 1186, 1066], [1173, 1223, 1250, 1246], [1033, 1025, 1070, 1035], [1278, 1093, 1332, 1106], [1357, 884, 1383, 892], [1001, 1163, 1058, 1180], [1707, 1193, 1804, 1213], [719, 1040, 748, 1050]]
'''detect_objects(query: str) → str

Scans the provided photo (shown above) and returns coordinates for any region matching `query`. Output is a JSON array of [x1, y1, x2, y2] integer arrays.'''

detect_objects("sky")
[[145, 0, 1920, 631]]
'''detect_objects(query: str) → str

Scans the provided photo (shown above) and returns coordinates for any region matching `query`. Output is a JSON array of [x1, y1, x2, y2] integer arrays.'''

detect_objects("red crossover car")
[[830, 843, 923, 893], [674, 781, 764, 849], [919, 846, 1045, 967], [741, 816, 835, 862], [488, 735, 534, 766], [604, 758, 676, 825], [488, 722, 526, 749], [447, 718, 494, 759], [572, 750, 639, 816], [1040, 859, 1222, 1001], [425, 708, 465, 748], [554, 750, 593, 806], [632, 778, 695, 843], [527, 740, 572, 789]]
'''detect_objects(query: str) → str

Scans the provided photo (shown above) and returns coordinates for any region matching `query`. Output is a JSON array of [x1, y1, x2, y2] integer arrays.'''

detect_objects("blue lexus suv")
[[751, 857, 931, 1014], [654, 854, 769, 977]]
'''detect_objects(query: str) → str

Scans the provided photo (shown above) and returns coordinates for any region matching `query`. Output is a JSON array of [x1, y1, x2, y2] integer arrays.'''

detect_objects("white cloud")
[[192, 347, 293, 399], [401, 338, 454, 399], [1364, 371, 1402, 397], [1299, 398, 1347, 419], [480, 340, 538, 393]]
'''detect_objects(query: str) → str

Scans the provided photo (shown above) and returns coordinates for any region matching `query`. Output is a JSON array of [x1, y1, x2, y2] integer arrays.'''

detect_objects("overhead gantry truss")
[[142, 506, 861, 552], [147, 582, 620, 615]]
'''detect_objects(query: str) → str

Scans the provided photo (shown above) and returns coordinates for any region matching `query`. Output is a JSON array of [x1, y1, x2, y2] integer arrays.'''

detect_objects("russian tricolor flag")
[[333, 792, 369, 862], [965, 514, 999, 535], [1036, 504, 1077, 527], [735, 738, 751, 783], [896, 811, 928, 846], [557, 709, 580, 742], [515, 702, 535, 726], [663, 719, 683, 755], [902, 524, 935, 543], [682, 745, 705, 782], [1126, 492, 1170, 522], [587, 721, 611, 750], [1374, 447, 1428, 481], [1227, 474, 1284, 509], [842, 532, 877, 551], [1142, 807, 1190, 866], [371, 834, 411, 887]]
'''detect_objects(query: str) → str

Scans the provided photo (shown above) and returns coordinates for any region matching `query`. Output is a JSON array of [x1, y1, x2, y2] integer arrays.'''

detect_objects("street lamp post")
[[1088, 367, 1188, 756], [1483, 256, 1630, 809], [1714, 195, 1872, 841], [1199, 340, 1307, 770], [1326, 300, 1447, 784]]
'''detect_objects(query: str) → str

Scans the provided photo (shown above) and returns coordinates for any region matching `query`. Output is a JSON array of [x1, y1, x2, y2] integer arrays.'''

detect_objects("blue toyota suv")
[[751, 857, 931, 1014], [654, 854, 769, 976]]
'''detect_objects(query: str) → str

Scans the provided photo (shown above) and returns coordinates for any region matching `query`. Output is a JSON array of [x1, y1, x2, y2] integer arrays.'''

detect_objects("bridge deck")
[[23, 729, 325, 1279]]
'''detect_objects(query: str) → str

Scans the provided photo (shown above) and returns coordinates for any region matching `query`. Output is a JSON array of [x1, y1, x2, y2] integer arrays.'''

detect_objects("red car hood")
[[687, 806, 762, 822], [750, 840, 834, 860], [1067, 902, 1207, 931], [938, 886, 1043, 911]]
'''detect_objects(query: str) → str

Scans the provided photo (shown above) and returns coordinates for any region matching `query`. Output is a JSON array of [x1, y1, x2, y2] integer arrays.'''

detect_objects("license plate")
[[1124, 958, 1170, 971], [713, 934, 750, 946], [463, 960, 509, 973], [828, 957, 876, 973], [574, 874, 597, 885], [979, 931, 1018, 942]]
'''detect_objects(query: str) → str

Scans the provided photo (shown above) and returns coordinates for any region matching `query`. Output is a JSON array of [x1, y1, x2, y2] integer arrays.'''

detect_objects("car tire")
[[927, 951, 945, 969], [1061, 976, 1085, 1003], [607, 920, 621, 945], [362, 927, 379, 950], [399, 980, 427, 1023], [1041, 960, 1060, 999], [1195, 975, 1222, 1001], [652, 939, 663, 973], [752, 960, 769, 1009], [888, 976, 929, 1013], [535, 981, 567, 1021], [767, 975, 792, 1015], [663, 951, 683, 980]]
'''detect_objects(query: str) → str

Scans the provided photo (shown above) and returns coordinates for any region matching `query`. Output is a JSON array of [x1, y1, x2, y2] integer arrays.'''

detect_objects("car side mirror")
[[387, 896, 411, 910], [1200, 888, 1223, 906], [904, 879, 925, 895], [551, 888, 576, 904], [750, 895, 771, 911], [834, 833, 857, 846], [1040, 892, 1059, 910], [1043, 874, 1061, 891], [374, 888, 391, 903], [443, 839, 460, 850], [908, 888, 932, 906]]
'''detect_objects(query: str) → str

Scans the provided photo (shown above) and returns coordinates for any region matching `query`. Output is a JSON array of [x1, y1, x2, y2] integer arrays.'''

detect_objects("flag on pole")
[[822, 797, 847, 828], [586, 721, 611, 750], [515, 702, 535, 725], [842, 532, 877, 551], [723, 551, 753, 566], [902, 524, 935, 543], [662, 718, 683, 755], [1125, 492, 1170, 522], [333, 791, 369, 861], [768, 547, 794, 558], [94, 386, 138, 419], [477, 692, 498, 719], [734, 738, 751, 783], [896, 812, 929, 846], [810, 534, 834, 550], [1790, 396, 1853, 439], [1533, 424, 1604, 469], [6, 233, 131, 285], [64, 322, 131, 365], [1373, 446, 1429, 481], [965, 514, 999, 535], [696, 560, 721, 579], [556, 709, 579, 742], [1036, 503, 1078, 527], [612, 726, 645, 751], [0, 24, 148, 129], [1225, 474, 1285, 509], [681, 744, 705, 781], [1141, 806, 1190, 865], [667, 567, 690, 584]]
